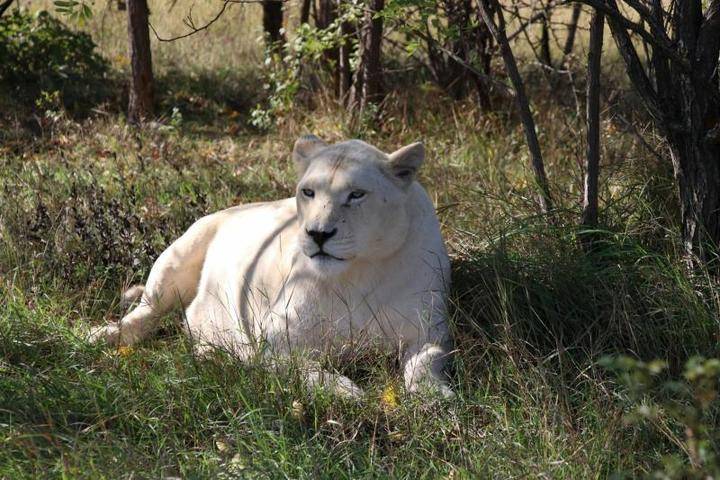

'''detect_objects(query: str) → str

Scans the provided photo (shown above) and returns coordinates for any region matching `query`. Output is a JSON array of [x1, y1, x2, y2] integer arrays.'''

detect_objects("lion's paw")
[[88, 323, 121, 346], [407, 380, 455, 400]]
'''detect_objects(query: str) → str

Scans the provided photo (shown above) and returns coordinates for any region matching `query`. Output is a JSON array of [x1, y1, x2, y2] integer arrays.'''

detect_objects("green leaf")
[[81, 4, 93, 20]]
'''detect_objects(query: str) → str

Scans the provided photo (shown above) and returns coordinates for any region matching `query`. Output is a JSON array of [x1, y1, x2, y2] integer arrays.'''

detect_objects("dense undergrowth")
[[1, 5, 720, 479]]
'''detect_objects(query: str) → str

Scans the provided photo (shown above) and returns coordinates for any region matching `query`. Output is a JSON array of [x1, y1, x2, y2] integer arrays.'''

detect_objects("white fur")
[[90, 138, 453, 398]]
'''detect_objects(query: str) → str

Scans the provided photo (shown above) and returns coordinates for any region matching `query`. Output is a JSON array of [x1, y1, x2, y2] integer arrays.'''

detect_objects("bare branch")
[[506, 0, 565, 42], [601, 0, 665, 124], [561, 3, 582, 59], [574, 0, 688, 69], [622, 0, 673, 47], [149, 0, 274, 42]]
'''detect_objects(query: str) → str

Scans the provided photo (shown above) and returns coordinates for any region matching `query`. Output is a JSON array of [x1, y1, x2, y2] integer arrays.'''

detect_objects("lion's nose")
[[306, 228, 337, 247]]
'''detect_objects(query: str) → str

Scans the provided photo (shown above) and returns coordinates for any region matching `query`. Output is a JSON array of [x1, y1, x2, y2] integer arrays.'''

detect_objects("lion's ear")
[[293, 134, 327, 176], [387, 142, 424, 187]]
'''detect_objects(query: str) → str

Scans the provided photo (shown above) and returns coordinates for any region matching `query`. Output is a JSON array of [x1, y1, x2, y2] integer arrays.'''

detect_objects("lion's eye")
[[347, 190, 366, 201], [301, 188, 315, 198]]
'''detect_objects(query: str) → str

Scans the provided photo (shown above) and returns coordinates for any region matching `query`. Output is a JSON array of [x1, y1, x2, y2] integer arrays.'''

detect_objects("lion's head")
[[292, 136, 426, 277]]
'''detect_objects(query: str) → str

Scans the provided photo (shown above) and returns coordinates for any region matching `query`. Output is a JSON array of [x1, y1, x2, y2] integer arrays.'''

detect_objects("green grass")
[[2, 2, 720, 478]]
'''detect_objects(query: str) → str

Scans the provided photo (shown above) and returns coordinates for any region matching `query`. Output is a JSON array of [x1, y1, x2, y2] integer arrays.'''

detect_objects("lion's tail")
[[121, 284, 145, 308]]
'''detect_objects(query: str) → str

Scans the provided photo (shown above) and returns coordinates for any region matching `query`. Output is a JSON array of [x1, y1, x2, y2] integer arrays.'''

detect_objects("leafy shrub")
[[251, 4, 364, 130], [0, 10, 109, 110], [601, 356, 720, 478], [9, 171, 210, 288]]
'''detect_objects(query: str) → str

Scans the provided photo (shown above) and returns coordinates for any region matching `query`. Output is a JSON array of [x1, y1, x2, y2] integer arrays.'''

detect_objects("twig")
[[506, 0, 565, 42], [612, 113, 666, 163], [149, 0, 278, 43]]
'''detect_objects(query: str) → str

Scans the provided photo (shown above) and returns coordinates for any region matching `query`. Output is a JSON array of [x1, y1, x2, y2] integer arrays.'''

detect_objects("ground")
[[1, 1, 719, 478]]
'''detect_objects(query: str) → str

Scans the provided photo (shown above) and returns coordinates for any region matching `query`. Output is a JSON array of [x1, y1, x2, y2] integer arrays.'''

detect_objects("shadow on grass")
[[155, 66, 262, 135], [0, 63, 264, 148], [449, 229, 720, 385]]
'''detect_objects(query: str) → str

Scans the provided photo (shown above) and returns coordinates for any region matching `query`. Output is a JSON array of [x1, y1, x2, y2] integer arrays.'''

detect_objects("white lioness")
[[91, 136, 453, 397]]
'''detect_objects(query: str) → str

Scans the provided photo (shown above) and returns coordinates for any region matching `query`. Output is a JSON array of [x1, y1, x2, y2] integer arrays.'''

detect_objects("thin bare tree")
[[539, 8, 552, 66], [561, 3, 582, 63], [582, 8, 604, 229], [478, 0, 553, 214]]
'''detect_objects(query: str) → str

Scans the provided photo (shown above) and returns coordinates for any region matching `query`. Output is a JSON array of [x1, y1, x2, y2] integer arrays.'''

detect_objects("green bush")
[[601, 355, 720, 478], [0, 10, 109, 109]]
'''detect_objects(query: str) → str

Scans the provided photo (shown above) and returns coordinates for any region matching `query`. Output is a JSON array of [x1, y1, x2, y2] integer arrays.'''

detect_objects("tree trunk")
[[338, 20, 355, 103], [575, 0, 720, 262], [664, 1, 719, 262], [562, 3, 582, 61], [479, 0, 553, 214], [316, 0, 340, 97], [473, 32, 493, 110], [360, 0, 385, 111], [473, 4, 493, 110], [300, 0, 311, 24], [669, 0, 720, 260], [582, 9, 604, 229], [316, 0, 334, 28], [669, 132, 720, 263], [444, 0, 471, 100], [351, 0, 385, 113], [127, 0, 154, 124], [664, 1, 720, 263], [262, 0, 285, 48], [0, 0, 14, 17], [539, 10, 552, 66]]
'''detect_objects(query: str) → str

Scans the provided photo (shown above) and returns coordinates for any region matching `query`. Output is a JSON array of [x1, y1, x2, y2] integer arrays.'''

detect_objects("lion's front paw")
[[332, 375, 365, 400], [436, 383, 456, 399], [305, 370, 365, 400], [88, 323, 121, 346], [407, 379, 455, 400]]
